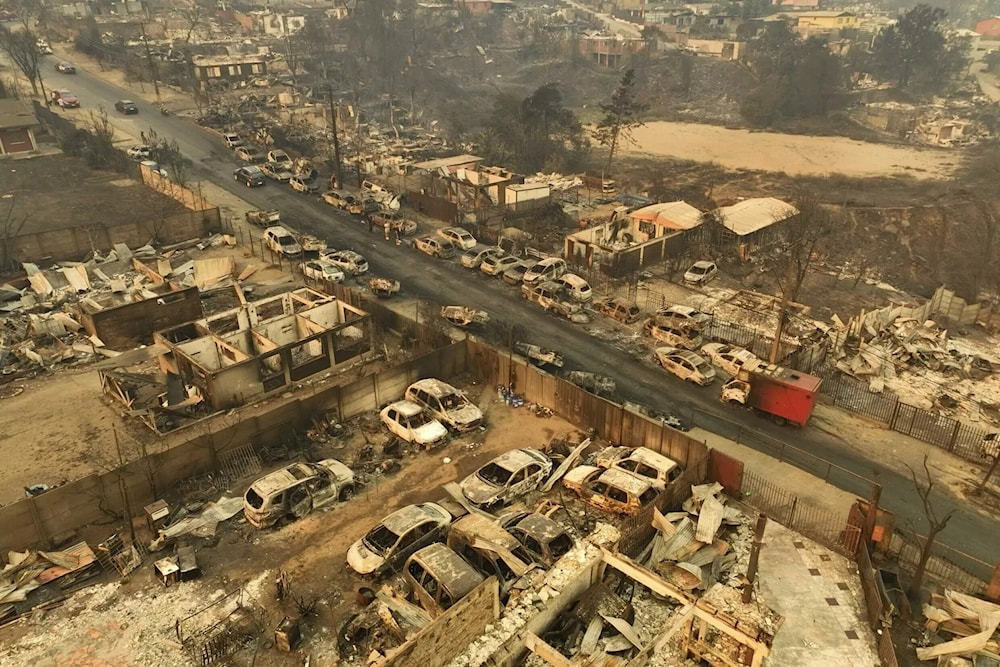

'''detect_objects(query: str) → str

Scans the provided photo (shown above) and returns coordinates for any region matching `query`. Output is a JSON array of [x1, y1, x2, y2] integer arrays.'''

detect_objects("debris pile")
[[918, 589, 1000, 662], [0, 237, 241, 377], [645, 483, 751, 593]]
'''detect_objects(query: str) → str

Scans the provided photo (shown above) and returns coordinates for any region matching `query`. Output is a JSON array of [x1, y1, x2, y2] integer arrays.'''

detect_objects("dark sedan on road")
[[55, 61, 76, 74], [114, 100, 139, 115]]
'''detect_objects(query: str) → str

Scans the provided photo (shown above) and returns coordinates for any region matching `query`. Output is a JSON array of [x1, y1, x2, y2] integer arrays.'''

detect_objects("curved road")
[[57, 62, 999, 575]]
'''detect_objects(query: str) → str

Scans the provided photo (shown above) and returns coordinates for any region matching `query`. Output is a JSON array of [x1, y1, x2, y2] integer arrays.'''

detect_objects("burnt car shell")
[[403, 543, 485, 618]]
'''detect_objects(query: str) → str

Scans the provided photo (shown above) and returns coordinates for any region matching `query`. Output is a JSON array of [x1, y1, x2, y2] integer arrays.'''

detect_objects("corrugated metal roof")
[[715, 198, 798, 236], [628, 201, 704, 230]]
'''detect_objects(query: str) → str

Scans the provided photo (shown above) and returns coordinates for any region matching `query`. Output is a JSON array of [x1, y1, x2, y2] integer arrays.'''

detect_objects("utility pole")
[[768, 249, 797, 365], [139, 22, 161, 104], [327, 88, 343, 189]]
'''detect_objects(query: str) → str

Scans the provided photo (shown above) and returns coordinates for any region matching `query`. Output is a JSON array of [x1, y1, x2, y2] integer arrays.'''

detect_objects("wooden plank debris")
[[541, 439, 590, 492], [524, 631, 572, 667]]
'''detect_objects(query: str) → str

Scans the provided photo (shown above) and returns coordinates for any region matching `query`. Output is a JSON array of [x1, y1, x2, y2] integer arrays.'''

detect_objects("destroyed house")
[[564, 201, 704, 277], [192, 54, 268, 84], [406, 155, 547, 219], [154, 288, 372, 410]]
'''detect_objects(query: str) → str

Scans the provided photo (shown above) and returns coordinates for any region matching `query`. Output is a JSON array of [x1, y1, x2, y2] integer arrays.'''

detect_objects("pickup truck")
[[520, 281, 589, 323], [245, 209, 280, 227]]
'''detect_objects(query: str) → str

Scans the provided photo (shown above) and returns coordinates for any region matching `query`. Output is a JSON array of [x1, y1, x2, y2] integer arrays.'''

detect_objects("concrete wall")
[[78, 286, 203, 349], [383, 578, 500, 667], [2, 208, 222, 264]]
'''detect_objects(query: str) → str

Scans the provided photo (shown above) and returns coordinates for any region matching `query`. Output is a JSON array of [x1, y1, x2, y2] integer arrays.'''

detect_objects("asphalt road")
[[59, 61, 999, 575]]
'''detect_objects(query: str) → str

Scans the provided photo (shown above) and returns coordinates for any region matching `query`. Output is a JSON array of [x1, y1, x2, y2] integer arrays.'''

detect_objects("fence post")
[[947, 420, 961, 453], [888, 399, 902, 430], [787, 496, 798, 527]]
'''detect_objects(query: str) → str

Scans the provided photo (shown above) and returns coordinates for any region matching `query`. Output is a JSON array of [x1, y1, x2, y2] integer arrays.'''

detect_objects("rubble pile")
[[917, 589, 1000, 662], [644, 482, 752, 593], [447, 523, 620, 667], [0, 237, 240, 377]]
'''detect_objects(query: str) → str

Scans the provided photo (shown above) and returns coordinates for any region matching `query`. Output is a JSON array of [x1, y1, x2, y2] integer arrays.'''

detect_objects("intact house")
[[146, 288, 372, 411], [0, 99, 40, 155], [975, 16, 1000, 38], [192, 53, 268, 87], [713, 197, 799, 257], [565, 201, 705, 276]]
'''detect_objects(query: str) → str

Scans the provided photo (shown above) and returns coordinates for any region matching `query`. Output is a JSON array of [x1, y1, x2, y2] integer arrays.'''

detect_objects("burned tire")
[[339, 485, 355, 502]]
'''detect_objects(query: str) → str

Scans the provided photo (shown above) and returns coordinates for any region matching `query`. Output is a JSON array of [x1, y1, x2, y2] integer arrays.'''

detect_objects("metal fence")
[[891, 529, 993, 595], [855, 538, 900, 667], [739, 469, 861, 558], [824, 375, 993, 465]]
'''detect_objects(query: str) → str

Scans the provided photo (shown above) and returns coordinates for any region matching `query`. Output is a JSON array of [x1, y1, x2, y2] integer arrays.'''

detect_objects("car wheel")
[[339, 485, 355, 502]]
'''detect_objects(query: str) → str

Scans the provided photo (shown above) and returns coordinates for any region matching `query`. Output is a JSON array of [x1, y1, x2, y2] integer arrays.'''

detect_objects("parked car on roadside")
[[114, 99, 138, 114], [264, 225, 302, 257], [481, 254, 519, 277], [373, 211, 418, 236], [594, 445, 682, 490], [653, 347, 716, 386], [562, 465, 659, 516], [461, 245, 503, 269], [222, 132, 244, 149], [51, 89, 79, 109], [321, 189, 355, 210], [502, 259, 539, 286], [403, 543, 485, 618], [556, 273, 593, 302], [404, 378, 483, 432], [242, 459, 354, 529], [414, 236, 457, 259], [267, 149, 292, 167], [643, 317, 703, 350], [684, 260, 718, 286], [299, 258, 345, 284], [595, 297, 641, 324], [459, 448, 552, 509], [347, 502, 456, 577], [289, 175, 320, 193], [700, 343, 760, 377], [379, 400, 449, 449], [321, 249, 368, 276], [438, 227, 477, 251], [233, 165, 265, 187], [522, 257, 567, 286], [260, 162, 293, 182], [235, 146, 266, 163], [655, 304, 712, 328]]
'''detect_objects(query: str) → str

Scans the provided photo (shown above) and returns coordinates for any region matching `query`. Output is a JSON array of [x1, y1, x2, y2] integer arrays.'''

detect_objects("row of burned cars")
[[240, 373, 685, 620]]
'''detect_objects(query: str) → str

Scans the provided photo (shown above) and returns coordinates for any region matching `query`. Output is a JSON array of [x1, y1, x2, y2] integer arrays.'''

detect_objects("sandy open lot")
[[626, 121, 960, 180]]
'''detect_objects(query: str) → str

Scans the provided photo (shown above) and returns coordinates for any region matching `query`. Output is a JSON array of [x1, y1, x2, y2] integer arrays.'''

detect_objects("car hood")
[[413, 421, 449, 445], [460, 475, 500, 505], [446, 405, 483, 429], [346, 540, 385, 575]]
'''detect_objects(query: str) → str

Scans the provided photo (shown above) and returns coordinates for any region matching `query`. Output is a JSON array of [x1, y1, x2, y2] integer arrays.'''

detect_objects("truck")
[[720, 363, 822, 426]]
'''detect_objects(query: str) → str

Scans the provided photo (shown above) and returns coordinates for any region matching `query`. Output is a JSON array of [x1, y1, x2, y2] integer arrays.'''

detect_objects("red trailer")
[[721, 363, 822, 426]]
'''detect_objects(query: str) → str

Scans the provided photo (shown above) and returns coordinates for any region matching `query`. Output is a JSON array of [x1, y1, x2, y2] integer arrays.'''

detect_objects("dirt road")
[[625, 121, 960, 179]]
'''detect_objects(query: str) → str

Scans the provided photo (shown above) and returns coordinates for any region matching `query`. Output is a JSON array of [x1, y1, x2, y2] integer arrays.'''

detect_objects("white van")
[[557, 273, 593, 302]]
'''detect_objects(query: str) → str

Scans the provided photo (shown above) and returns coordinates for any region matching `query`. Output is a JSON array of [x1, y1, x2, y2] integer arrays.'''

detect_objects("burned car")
[[243, 459, 355, 529], [498, 511, 575, 567], [595, 297, 642, 324], [441, 305, 490, 328], [379, 400, 448, 448], [347, 502, 457, 577], [595, 446, 683, 490], [459, 448, 552, 509], [447, 514, 538, 600], [403, 543, 485, 618], [562, 465, 659, 516], [405, 378, 483, 432]]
